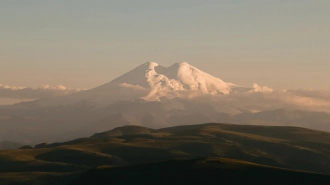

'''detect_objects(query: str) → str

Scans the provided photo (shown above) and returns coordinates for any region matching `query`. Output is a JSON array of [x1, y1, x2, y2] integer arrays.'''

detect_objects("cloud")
[[210, 89, 330, 113], [38, 84, 68, 91], [118, 83, 148, 91], [0, 84, 25, 90], [1, 83, 330, 114], [289, 89, 330, 101], [250, 83, 273, 93], [0, 84, 84, 100], [173, 83, 330, 114]]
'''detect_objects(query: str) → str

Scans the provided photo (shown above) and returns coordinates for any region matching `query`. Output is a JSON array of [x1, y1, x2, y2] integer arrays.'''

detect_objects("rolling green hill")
[[2, 123, 330, 184]]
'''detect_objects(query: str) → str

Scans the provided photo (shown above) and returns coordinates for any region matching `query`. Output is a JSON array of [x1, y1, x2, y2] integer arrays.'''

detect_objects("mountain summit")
[[108, 62, 234, 100]]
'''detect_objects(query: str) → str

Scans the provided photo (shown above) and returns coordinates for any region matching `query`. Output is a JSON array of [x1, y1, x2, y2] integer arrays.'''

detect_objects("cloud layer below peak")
[[0, 84, 84, 103], [209, 87, 330, 114], [1, 82, 330, 114]]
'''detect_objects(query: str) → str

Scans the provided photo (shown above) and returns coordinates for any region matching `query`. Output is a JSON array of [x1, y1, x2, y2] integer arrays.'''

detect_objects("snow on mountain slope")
[[175, 62, 234, 94], [108, 62, 234, 101]]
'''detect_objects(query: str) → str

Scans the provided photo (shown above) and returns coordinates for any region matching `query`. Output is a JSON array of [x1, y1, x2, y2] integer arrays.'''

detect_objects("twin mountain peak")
[[109, 62, 235, 100], [30, 62, 237, 107]]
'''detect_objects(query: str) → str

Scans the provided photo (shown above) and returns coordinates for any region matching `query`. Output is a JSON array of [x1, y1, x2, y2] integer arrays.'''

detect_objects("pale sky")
[[1, 0, 329, 90]]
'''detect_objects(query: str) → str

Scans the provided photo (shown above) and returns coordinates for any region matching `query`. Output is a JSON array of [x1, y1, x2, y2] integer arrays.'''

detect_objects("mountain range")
[[0, 62, 330, 144]]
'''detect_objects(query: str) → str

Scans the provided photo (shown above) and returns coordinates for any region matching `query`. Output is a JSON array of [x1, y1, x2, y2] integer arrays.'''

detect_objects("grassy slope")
[[1, 123, 330, 184]]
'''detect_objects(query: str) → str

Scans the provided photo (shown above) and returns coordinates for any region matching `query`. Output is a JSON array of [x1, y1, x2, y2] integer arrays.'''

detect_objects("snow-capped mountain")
[[22, 62, 235, 107], [4, 62, 330, 144], [107, 62, 235, 101]]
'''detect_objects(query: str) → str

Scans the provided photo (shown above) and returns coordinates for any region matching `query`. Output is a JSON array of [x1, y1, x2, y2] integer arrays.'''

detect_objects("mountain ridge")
[[107, 62, 234, 101]]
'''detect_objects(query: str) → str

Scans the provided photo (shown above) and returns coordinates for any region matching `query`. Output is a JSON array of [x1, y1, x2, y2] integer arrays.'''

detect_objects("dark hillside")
[[71, 158, 330, 185]]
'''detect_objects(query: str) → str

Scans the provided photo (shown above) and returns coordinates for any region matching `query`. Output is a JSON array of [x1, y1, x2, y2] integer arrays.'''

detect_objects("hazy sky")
[[1, 0, 329, 90]]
